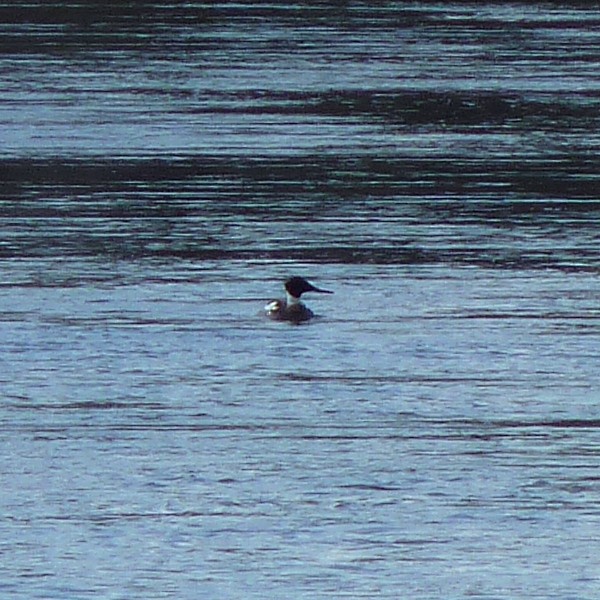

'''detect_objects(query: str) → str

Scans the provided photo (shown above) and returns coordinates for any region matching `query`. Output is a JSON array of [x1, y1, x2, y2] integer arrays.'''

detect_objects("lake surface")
[[1, 2, 600, 598]]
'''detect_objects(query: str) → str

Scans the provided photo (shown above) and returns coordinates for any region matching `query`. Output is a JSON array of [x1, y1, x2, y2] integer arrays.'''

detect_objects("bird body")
[[265, 276, 333, 323]]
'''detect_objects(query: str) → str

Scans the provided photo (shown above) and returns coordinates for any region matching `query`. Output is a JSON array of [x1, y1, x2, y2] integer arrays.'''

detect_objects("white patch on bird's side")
[[264, 300, 281, 312]]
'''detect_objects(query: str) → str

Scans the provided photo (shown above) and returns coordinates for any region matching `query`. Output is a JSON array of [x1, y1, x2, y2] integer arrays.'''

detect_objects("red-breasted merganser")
[[265, 276, 333, 323]]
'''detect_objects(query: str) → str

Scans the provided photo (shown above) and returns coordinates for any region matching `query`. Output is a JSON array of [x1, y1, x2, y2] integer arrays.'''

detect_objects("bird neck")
[[286, 292, 301, 305]]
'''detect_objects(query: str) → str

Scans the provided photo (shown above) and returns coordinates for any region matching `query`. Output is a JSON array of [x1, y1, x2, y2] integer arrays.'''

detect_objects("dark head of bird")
[[285, 276, 333, 299]]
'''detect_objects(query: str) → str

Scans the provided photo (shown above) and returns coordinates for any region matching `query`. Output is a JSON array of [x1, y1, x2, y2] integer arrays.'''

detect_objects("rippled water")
[[1, 3, 600, 599]]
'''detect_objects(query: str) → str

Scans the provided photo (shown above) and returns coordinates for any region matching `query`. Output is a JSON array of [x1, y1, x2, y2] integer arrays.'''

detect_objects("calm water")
[[1, 2, 600, 598]]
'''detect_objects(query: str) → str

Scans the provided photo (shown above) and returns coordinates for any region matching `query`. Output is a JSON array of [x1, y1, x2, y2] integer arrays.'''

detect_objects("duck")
[[264, 276, 333, 323]]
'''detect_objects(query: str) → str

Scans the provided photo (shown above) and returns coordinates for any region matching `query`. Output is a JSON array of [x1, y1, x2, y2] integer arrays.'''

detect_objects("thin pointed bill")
[[310, 285, 333, 294]]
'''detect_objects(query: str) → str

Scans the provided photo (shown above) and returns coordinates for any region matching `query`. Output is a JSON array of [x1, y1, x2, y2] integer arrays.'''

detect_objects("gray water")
[[1, 2, 600, 598]]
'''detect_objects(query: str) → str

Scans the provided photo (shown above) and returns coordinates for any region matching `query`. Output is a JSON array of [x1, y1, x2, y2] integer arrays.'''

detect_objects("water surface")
[[1, 2, 600, 598]]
